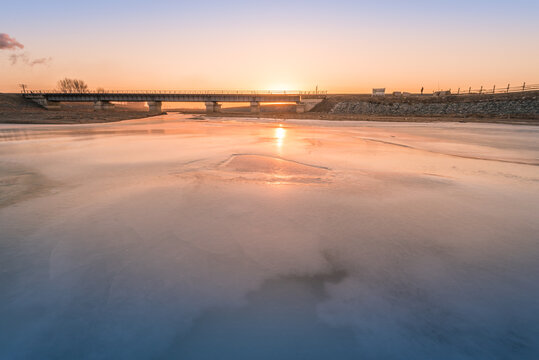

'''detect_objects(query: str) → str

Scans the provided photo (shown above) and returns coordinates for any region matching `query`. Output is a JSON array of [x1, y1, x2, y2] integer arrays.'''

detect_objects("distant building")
[[372, 88, 385, 96], [393, 91, 402, 96]]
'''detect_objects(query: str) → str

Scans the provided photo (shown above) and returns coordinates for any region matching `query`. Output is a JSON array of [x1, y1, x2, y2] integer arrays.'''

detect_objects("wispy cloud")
[[0, 33, 24, 50], [1, 33, 52, 66], [9, 53, 52, 66]]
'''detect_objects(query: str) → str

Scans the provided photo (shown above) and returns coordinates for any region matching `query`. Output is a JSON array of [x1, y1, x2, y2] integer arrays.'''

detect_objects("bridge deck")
[[24, 91, 326, 103]]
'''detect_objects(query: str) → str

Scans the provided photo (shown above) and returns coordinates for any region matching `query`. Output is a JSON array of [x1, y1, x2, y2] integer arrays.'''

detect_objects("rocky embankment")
[[314, 91, 539, 119]]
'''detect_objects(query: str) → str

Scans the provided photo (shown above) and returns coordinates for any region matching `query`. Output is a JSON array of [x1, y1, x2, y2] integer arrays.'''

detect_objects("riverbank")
[[1, 93, 538, 125], [4, 108, 537, 126], [0, 94, 153, 124], [202, 111, 539, 125], [314, 91, 539, 120], [0, 109, 157, 124]]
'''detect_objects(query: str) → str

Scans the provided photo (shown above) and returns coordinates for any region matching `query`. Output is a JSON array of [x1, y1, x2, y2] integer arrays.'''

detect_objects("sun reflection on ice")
[[274, 125, 286, 152]]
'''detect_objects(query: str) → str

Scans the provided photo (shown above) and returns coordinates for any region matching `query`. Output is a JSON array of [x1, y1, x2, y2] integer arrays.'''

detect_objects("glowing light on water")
[[274, 125, 286, 151]]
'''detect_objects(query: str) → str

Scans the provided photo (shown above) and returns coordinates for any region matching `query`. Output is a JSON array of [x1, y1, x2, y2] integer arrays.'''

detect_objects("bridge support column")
[[302, 99, 324, 112], [296, 102, 306, 113], [205, 101, 221, 113], [147, 101, 162, 114], [250, 101, 260, 113], [94, 101, 115, 111]]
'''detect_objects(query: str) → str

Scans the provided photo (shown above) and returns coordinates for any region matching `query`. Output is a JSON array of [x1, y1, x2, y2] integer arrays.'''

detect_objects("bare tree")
[[57, 78, 89, 93]]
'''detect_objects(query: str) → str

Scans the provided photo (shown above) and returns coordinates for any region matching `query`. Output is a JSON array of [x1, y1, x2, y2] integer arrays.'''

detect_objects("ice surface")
[[1, 114, 539, 359]]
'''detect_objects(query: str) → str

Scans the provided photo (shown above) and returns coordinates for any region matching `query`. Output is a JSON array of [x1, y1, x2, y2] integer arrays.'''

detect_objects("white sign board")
[[372, 88, 385, 96]]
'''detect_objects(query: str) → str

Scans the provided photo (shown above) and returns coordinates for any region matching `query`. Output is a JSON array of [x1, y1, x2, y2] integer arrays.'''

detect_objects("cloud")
[[9, 52, 52, 66], [29, 57, 52, 66], [0, 33, 24, 50], [1, 33, 51, 66]]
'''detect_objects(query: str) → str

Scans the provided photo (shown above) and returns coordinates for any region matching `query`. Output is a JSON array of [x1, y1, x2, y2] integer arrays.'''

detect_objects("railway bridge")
[[23, 90, 327, 114]]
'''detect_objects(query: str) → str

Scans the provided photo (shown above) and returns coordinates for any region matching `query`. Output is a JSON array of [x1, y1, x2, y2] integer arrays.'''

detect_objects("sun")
[[266, 84, 296, 92]]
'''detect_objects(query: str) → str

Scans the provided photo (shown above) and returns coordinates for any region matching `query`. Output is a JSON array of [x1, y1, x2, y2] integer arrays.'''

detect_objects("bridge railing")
[[23, 89, 327, 95]]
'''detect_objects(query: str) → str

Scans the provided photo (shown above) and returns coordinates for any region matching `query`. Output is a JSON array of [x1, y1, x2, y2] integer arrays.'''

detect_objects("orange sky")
[[1, 1, 538, 93]]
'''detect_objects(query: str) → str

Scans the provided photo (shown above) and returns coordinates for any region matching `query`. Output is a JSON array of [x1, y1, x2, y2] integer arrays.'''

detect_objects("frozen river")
[[1, 114, 539, 359]]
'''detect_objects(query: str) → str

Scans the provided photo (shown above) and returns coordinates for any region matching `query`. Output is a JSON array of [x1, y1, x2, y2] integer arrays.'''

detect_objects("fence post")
[[457, 88, 460, 94], [493, 85, 495, 94], [469, 87, 471, 94], [507, 84, 510, 93], [522, 82, 526, 91], [479, 86, 483, 94]]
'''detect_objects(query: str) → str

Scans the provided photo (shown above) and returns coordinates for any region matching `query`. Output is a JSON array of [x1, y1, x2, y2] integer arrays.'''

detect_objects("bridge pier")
[[296, 102, 306, 113], [205, 101, 221, 113], [250, 101, 261, 113], [94, 101, 115, 111], [302, 98, 324, 112], [147, 101, 162, 113]]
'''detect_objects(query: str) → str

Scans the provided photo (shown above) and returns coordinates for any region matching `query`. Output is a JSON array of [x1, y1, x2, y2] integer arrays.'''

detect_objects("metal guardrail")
[[22, 89, 327, 95]]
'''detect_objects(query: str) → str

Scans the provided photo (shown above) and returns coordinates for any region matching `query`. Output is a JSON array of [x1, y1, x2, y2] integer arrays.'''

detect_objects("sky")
[[1, 0, 538, 93]]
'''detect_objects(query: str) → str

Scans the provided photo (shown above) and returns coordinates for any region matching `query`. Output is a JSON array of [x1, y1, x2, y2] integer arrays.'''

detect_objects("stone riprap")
[[328, 92, 538, 118]]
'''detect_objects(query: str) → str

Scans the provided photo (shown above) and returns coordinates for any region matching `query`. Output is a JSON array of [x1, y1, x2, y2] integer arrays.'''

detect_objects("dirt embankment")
[[0, 93, 153, 124]]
